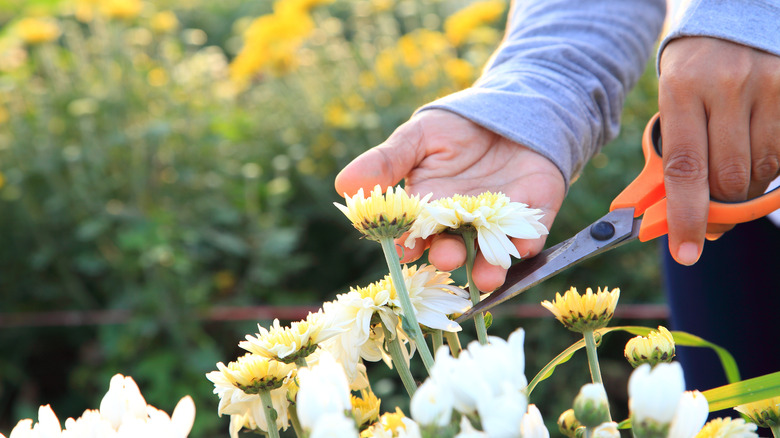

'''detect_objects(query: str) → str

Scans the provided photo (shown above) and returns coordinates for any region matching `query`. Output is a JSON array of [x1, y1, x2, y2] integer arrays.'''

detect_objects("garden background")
[[0, 0, 666, 435]]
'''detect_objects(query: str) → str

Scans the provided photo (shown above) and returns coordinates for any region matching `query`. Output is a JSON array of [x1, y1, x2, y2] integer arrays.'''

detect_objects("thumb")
[[334, 122, 423, 197]]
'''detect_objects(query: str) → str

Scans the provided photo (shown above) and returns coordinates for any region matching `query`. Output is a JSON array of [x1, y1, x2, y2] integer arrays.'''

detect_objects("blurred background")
[[0, 0, 666, 435]]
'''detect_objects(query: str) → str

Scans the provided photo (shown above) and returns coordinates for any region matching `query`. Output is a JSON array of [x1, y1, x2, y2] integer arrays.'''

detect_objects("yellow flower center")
[[351, 389, 381, 427], [336, 185, 430, 241], [219, 354, 294, 394]]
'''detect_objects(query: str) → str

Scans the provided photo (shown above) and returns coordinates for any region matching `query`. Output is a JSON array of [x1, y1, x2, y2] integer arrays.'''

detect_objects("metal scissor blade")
[[455, 208, 641, 323]]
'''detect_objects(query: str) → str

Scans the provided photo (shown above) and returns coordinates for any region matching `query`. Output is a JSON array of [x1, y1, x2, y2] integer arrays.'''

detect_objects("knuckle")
[[710, 161, 750, 200], [752, 153, 780, 183], [664, 148, 708, 184]]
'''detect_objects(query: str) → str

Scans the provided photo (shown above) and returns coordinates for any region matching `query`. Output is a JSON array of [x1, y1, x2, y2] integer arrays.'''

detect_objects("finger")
[[658, 101, 709, 266], [748, 102, 780, 198], [707, 110, 751, 203], [428, 233, 466, 271], [334, 122, 424, 197], [471, 250, 508, 293], [396, 233, 430, 263]]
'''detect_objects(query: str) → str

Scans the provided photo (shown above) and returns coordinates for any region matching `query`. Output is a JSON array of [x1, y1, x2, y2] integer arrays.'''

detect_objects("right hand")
[[335, 109, 566, 292]]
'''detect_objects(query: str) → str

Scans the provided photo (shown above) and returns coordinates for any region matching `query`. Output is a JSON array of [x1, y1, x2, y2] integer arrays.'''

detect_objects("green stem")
[[295, 356, 309, 368], [771, 425, 780, 438], [432, 330, 443, 355], [259, 390, 281, 438], [379, 237, 435, 372], [462, 229, 488, 345], [289, 407, 305, 438], [583, 330, 603, 384], [383, 325, 417, 397], [444, 331, 462, 358], [583, 330, 612, 422]]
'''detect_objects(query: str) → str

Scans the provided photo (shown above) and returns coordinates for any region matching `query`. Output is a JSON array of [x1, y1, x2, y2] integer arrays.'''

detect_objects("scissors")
[[455, 112, 780, 323]]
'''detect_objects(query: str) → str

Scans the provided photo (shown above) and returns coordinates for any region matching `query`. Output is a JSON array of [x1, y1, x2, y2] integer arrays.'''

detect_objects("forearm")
[[419, 0, 666, 187]]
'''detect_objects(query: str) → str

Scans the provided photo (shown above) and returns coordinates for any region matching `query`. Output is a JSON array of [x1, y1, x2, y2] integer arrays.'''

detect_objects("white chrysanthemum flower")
[[669, 391, 709, 438], [384, 264, 470, 332], [410, 380, 454, 427], [309, 412, 359, 438], [239, 310, 344, 363], [592, 421, 620, 438], [335, 185, 431, 241], [695, 417, 758, 438], [363, 408, 422, 438], [7, 405, 63, 438], [521, 405, 550, 438], [477, 381, 528, 437], [61, 409, 116, 437], [205, 354, 295, 436], [405, 192, 548, 268], [629, 362, 707, 438], [100, 374, 148, 430], [296, 352, 352, 431]]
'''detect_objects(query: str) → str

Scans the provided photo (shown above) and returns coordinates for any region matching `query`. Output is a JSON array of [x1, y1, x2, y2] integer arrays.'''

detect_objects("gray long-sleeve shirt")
[[419, 0, 780, 188]]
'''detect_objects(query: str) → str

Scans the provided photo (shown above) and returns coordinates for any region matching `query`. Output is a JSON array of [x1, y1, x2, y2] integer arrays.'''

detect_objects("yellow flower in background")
[[735, 396, 780, 428], [695, 417, 758, 438], [444, 0, 506, 46], [351, 389, 381, 428], [405, 191, 548, 269], [624, 326, 675, 368], [541, 287, 620, 333], [444, 58, 476, 89], [239, 310, 343, 364], [215, 353, 295, 394], [335, 185, 431, 241], [101, 0, 144, 19], [16, 17, 61, 45], [150, 11, 179, 33]]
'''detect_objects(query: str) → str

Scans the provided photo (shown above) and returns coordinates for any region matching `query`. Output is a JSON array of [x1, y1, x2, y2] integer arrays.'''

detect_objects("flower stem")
[[583, 330, 611, 421], [432, 330, 443, 354], [444, 331, 462, 358], [295, 357, 309, 368], [259, 390, 281, 438], [462, 229, 488, 345], [583, 330, 603, 384], [771, 425, 780, 438], [379, 237, 435, 373], [383, 325, 417, 397], [289, 407, 305, 438]]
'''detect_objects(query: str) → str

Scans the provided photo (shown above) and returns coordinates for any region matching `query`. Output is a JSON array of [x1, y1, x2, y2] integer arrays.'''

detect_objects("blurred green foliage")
[[0, 0, 663, 435]]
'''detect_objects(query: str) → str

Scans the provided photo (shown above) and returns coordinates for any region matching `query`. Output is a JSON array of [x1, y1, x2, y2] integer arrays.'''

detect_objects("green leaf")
[[702, 371, 780, 412], [527, 326, 741, 397]]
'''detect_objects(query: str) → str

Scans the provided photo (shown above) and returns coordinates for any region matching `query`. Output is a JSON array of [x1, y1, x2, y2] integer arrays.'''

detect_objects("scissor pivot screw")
[[590, 221, 615, 241]]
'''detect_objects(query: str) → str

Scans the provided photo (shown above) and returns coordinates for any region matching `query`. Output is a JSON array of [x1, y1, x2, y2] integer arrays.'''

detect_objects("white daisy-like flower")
[[239, 309, 344, 363], [410, 380, 454, 427], [695, 417, 758, 438], [521, 404, 550, 438], [296, 352, 353, 431], [100, 374, 148, 430], [384, 264, 471, 332], [405, 192, 548, 269], [205, 354, 296, 436]]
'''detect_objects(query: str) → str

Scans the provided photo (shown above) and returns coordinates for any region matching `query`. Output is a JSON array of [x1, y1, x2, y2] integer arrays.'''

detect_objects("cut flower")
[[335, 185, 431, 241], [541, 286, 619, 333], [405, 191, 547, 269]]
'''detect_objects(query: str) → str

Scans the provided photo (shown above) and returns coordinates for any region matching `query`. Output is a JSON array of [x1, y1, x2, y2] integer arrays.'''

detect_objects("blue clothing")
[[420, 0, 780, 188]]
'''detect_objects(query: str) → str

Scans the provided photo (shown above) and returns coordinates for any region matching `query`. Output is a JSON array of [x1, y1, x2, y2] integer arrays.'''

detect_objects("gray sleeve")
[[417, 0, 666, 187], [658, 0, 780, 72]]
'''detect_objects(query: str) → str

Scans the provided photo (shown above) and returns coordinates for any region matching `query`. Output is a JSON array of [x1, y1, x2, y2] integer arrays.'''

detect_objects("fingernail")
[[676, 242, 700, 266]]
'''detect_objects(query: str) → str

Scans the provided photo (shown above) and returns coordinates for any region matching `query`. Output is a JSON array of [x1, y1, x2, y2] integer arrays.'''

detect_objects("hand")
[[335, 109, 566, 292], [659, 36, 780, 265]]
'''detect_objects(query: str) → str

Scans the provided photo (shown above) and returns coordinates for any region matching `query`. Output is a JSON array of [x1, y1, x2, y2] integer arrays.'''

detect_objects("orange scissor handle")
[[610, 113, 780, 242]]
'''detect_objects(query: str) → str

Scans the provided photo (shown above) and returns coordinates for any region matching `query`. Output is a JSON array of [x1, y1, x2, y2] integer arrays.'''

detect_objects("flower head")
[[557, 409, 582, 438], [695, 418, 758, 438], [541, 287, 619, 332], [352, 389, 382, 428], [735, 396, 780, 428], [625, 326, 676, 368], [215, 354, 296, 394], [16, 17, 61, 44], [405, 192, 547, 269], [335, 185, 431, 241], [383, 264, 470, 332], [573, 383, 610, 428], [296, 352, 353, 431], [239, 310, 343, 363]]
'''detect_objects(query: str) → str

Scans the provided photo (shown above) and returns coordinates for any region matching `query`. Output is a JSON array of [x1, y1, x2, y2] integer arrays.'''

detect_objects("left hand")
[[658, 36, 780, 265]]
